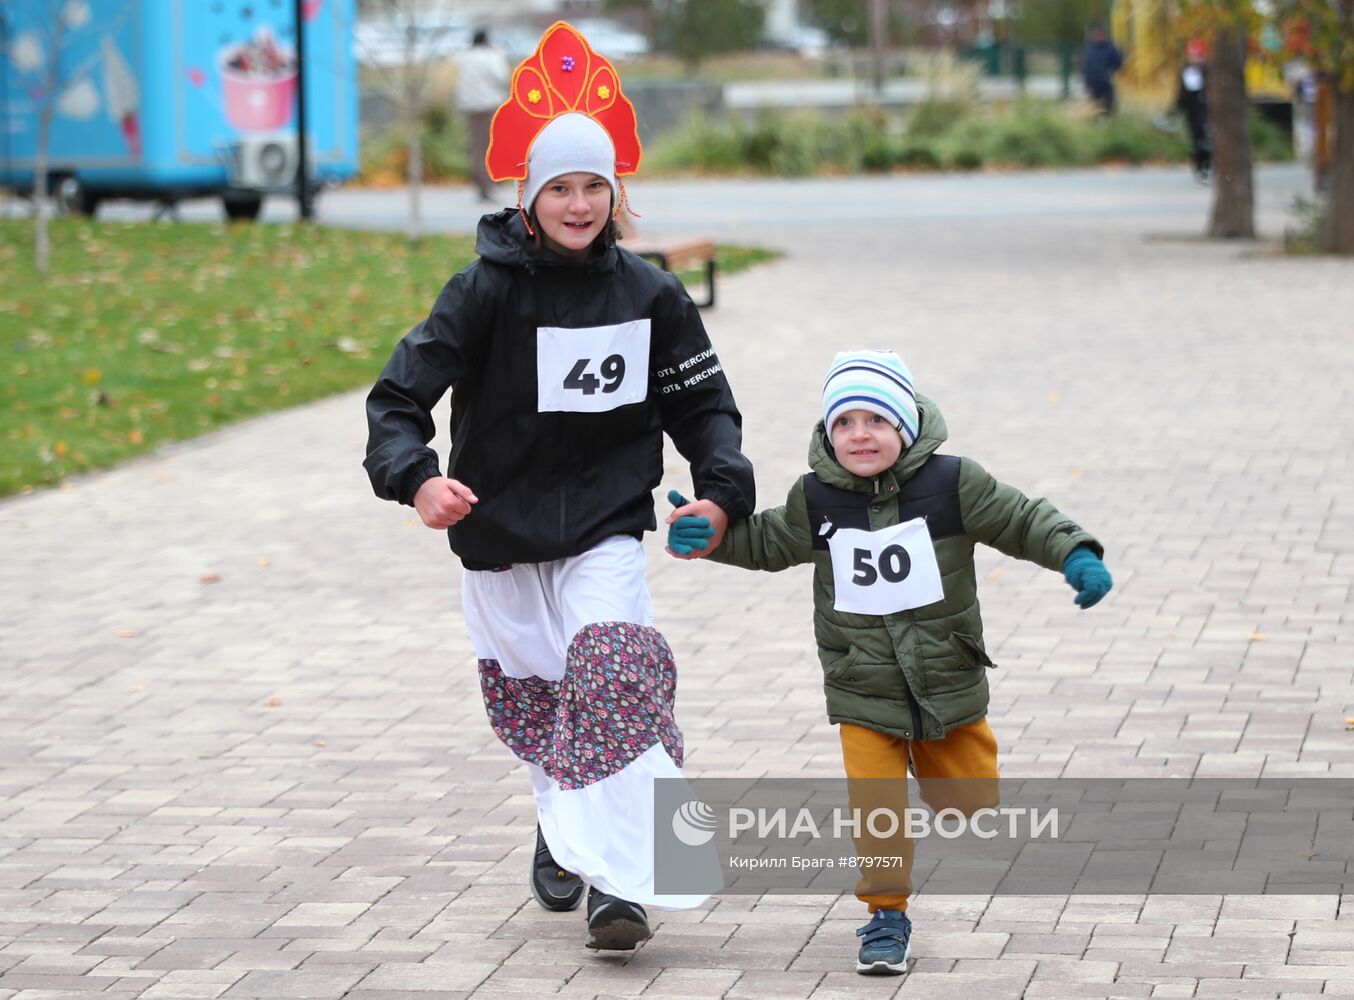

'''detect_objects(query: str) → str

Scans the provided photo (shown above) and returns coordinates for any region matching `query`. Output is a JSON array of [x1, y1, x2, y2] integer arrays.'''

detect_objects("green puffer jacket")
[[709, 395, 1102, 742]]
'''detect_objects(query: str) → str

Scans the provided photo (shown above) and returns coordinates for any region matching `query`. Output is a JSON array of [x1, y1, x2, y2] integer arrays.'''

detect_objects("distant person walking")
[[455, 29, 510, 201], [1175, 39, 1211, 181], [1081, 22, 1124, 116]]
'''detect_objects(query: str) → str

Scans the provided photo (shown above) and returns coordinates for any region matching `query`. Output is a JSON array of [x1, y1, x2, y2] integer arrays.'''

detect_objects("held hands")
[[1062, 545, 1113, 609], [413, 476, 478, 529], [665, 490, 729, 559]]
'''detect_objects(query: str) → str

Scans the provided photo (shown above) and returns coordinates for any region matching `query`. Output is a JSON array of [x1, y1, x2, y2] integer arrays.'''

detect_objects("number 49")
[[564, 354, 626, 395]]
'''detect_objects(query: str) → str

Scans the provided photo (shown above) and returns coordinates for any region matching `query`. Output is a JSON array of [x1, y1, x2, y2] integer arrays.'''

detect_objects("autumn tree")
[[10, 0, 128, 272], [1273, 0, 1354, 253], [1182, 1, 1260, 238]]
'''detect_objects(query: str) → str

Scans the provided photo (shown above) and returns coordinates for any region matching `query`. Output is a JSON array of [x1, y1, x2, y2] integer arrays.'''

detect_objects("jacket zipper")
[[907, 689, 924, 740], [558, 417, 568, 545]]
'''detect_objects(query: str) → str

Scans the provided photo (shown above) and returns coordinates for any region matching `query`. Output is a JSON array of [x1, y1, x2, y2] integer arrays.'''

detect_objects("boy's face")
[[534, 172, 612, 259], [829, 409, 903, 478]]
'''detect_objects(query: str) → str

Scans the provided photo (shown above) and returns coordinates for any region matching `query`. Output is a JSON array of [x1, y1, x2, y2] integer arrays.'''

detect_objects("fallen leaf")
[[1299, 850, 1320, 859], [115, 629, 140, 638], [199, 573, 222, 584], [54, 441, 69, 458], [1047, 390, 1060, 403], [129, 429, 144, 445], [256, 556, 270, 568], [1249, 633, 1266, 642], [1071, 468, 1083, 479], [264, 697, 284, 708], [986, 568, 1006, 580], [82, 368, 102, 385], [313, 739, 327, 748], [128, 683, 145, 693]]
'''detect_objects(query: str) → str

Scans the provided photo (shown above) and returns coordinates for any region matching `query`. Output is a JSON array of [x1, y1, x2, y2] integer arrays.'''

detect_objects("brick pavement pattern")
[[3, 172, 1353, 999]]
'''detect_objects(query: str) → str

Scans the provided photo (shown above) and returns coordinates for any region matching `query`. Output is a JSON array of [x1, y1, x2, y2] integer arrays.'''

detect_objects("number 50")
[[851, 545, 912, 586]]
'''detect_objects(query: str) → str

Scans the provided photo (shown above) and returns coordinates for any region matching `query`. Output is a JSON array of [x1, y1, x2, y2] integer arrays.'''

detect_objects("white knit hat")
[[822, 349, 920, 448], [522, 113, 618, 214]]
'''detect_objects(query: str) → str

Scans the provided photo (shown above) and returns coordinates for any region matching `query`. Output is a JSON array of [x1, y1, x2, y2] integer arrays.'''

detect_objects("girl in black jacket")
[[363, 22, 754, 950], [1176, 39, 1211, 180]]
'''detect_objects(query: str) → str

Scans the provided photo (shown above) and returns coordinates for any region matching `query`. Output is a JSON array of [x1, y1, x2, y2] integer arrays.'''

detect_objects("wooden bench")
[[628, 238, 718, 309]]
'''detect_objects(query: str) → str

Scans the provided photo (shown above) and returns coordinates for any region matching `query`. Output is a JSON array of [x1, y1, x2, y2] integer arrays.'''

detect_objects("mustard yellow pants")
[[838, 718, 999, 913]]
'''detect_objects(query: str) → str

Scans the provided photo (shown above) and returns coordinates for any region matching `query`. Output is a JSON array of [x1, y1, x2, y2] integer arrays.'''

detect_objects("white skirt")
[[463, 535, 714, 909]]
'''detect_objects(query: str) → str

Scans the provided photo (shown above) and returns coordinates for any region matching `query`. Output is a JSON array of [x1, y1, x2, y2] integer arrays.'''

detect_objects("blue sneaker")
[[855, 909, 911, 975]]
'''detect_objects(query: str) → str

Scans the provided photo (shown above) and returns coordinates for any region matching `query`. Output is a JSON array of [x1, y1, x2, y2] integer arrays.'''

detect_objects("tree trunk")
[[34, 15, 64, 275], [401, 16, 422, 244], [869, 0, 886, 98], [1322, 85, 1354, 255], [405, 99, 422, 243], [1206, 27, 1255, 239], [35, 113, 51, 275]]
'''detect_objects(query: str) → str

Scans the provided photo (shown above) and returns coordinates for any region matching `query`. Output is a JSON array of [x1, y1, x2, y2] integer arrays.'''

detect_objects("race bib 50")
[[827, 517, 944, 615]]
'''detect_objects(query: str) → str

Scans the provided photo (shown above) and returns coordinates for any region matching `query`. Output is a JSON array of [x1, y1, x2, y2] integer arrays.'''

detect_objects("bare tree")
[[1275, 0, 1354, 253], [15, 0, 132, 273], [32, 5, 67, 274], [354, 0, 463, 242]]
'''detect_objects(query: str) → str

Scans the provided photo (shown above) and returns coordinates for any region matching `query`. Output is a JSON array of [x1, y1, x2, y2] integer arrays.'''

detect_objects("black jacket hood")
[[475, 209, 620, 276]]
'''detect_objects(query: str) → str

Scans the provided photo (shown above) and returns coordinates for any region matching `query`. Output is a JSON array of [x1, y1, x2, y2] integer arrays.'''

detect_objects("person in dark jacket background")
[[364, 22, 754, 952], [1175, 38, 1211, 180], [1082, 21, 1124, 115]]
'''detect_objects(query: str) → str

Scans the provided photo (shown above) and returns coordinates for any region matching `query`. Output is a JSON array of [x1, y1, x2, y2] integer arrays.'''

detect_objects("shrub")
[[647, 100, 1205, 177], [937, 117, 988, 170], [895, 140, 942, 169], [1250, 110, 1293, 162], [907, 96, 975, 139], [648, 111, 752, 174], [358, 103, 470, 184], [1090, 112, 1189, 165], [980, 103, 1085, 167]]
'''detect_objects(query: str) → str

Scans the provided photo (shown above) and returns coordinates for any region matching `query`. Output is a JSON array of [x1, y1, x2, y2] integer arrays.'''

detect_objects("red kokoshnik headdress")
[[484, 21, 643, 186]]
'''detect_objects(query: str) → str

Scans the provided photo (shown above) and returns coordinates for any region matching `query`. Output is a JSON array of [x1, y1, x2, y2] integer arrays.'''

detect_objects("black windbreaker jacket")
[[364, 210, 755, 568]]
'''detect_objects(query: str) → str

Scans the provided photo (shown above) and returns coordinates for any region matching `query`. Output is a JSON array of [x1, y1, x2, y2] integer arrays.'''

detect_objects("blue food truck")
[[1, 0, 358, 219]]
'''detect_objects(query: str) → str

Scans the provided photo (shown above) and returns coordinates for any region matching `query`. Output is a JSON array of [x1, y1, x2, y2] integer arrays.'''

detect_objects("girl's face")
[[533, 172, 612, 259], [830, 409, 904, 478]]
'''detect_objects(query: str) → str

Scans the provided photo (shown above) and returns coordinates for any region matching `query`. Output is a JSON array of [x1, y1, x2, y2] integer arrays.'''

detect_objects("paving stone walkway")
[[3, 168, 1352, 998]]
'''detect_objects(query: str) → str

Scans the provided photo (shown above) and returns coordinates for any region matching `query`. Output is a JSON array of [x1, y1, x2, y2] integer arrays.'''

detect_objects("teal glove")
[[666, 490, 714, 556], [1062, 545, 1112, 609]]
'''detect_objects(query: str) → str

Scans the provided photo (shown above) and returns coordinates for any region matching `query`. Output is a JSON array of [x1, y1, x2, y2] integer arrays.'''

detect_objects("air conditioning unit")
[[231, 136, 301, 189]]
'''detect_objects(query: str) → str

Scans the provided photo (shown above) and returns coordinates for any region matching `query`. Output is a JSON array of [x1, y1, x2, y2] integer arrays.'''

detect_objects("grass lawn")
[[0, 218, 778, 498]]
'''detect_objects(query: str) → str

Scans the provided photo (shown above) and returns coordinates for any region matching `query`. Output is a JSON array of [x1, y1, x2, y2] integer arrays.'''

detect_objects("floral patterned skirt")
[[462, 537, 713, 908]]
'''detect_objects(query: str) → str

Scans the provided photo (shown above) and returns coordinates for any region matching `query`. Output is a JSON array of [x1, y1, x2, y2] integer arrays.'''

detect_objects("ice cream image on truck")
[[1, 0, 358, 219]]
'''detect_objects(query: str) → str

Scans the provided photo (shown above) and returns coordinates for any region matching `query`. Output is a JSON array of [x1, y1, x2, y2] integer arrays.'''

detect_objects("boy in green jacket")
[[666, 348, 1112, 975]]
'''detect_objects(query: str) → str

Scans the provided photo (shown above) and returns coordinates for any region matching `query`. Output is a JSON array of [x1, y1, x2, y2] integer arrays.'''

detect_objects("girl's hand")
[[414, 477, 479, 529]]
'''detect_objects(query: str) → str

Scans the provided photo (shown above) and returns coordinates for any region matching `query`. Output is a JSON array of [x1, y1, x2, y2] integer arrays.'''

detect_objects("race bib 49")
[[537, 320, 651, 413]]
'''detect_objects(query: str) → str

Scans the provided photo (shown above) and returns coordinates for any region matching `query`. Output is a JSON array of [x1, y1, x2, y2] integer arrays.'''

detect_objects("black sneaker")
[[585, 886, 652, 950], [530, 825, 584, 912]]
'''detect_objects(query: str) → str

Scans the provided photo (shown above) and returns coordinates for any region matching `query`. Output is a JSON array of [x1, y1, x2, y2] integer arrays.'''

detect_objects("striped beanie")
[[822, 349, 920, 448]]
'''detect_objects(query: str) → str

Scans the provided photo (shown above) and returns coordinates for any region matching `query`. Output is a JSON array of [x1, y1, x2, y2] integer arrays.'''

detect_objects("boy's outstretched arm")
[[958, 458, 1112, 608], [666, 479, 813, 572]]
